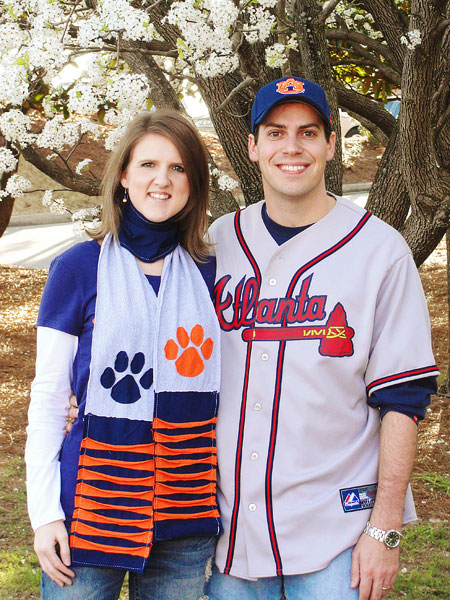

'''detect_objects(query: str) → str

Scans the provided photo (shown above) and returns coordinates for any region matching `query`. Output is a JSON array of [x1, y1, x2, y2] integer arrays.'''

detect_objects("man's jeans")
[[41, 536, 216, 600], [206, 546, 359, 600]]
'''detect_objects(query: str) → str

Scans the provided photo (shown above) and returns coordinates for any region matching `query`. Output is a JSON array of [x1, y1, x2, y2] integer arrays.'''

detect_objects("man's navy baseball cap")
[[251, 76, 332, 133]]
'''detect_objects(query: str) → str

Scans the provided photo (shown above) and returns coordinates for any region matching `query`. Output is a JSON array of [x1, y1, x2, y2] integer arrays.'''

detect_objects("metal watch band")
[[363, 521, 386, 542], [363, 521, 402, 549]]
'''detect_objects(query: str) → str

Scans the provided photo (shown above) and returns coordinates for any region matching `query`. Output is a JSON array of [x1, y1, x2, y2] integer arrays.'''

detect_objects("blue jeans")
[[41, 536, 216, 600], [206, 547, 359, 600]]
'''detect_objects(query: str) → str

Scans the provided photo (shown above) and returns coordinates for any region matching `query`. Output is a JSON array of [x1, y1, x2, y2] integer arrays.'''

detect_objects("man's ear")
[[248, 134, 259, 163], [326, 131, 337, 162]]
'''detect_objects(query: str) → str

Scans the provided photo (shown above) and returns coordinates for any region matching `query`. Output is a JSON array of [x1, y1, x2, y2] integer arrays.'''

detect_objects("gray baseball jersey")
[[209, 196, 437, 579]]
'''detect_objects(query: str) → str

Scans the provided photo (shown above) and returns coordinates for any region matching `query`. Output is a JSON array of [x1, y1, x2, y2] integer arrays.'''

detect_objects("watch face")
[[385, 530, 401, 548]]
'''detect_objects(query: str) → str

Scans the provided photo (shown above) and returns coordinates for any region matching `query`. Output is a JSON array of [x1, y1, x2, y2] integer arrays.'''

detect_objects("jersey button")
[[254, 403, 262, 411], [269, 278, 277, 286], [248, 503, 257, 512], [261, 353, 269, 361], [251, 452, 259, 461]]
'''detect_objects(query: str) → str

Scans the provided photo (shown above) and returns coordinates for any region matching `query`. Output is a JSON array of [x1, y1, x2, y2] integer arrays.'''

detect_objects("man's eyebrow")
[[263, 122, 321, 130]]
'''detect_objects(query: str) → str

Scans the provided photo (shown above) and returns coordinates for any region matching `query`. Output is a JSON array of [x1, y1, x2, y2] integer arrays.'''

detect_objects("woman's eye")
[[173, 165, 185, 172], [142, 162, 154, 167]]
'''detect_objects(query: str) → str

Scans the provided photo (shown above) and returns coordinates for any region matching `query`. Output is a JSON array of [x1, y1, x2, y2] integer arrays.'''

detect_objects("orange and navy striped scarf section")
[[70, 239, 221, 572]]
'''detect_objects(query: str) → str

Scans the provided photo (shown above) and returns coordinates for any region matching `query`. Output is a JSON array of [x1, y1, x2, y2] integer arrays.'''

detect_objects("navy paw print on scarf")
[[100, 351, 153, 404]]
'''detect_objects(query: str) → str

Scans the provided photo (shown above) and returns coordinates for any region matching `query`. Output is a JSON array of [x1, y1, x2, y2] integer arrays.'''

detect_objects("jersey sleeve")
[[367, 376, 436, 423], [365, 252, 439, 396]]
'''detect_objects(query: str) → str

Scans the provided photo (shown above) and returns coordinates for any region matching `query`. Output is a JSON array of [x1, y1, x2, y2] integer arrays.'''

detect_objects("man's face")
[[248, 103, 336, 207]]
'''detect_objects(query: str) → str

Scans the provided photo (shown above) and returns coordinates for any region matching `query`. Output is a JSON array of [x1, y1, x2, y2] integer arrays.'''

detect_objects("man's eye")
[[268, 131, 281, 137], [302, 130, 316, 137]]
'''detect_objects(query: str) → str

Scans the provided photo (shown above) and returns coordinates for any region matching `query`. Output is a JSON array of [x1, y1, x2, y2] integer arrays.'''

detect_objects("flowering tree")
[[0, 0, 449, 267]]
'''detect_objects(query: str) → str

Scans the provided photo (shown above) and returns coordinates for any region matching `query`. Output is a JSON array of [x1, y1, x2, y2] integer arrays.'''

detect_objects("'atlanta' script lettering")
[[214, 273, 327, 331]]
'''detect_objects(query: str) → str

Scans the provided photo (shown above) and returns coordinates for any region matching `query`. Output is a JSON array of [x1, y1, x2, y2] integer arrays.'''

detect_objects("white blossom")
[[167, 0, 239, 77], [0, 61, 30, 107], [72, 205, 102, 236], [42, 189, 67, 214], [0, 110, 35, 145], [265, 43, 288, 68], [36, 116, 81, 152], [0, 174, 32, 199], [211, 167, 238, 191], [75, 158, 93, 175], [105, 73, 150, 112], [0, 21, 27, 51], [244, 6, 276, 44], [401, 29, 421, 50], [0, 148, 18, 176], [104, 124, 127, 150], [68, 85, 100, 116]]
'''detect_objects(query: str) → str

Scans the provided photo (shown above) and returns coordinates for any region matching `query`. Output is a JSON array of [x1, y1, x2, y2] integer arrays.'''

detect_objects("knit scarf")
[[69, 234, 221, 572]]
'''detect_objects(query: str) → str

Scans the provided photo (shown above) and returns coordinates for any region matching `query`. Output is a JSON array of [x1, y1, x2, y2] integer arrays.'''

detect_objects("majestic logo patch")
[[214, 273, 354, 357], [340, 484, 377, 512], [276, 78, 305, 95]]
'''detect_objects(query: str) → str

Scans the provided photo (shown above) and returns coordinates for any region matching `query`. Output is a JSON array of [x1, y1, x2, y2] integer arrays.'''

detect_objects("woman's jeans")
[[41, 536, 216, 600]]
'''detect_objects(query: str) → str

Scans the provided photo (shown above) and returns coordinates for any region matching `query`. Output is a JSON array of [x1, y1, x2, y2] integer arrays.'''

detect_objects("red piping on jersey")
[[366, 365, 438, 393], [224, 210, 262, 574], [265, 211, 372, 576]]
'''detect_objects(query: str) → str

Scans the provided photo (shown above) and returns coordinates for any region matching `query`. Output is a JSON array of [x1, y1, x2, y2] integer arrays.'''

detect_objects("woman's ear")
[[120, 170, 128, 189]]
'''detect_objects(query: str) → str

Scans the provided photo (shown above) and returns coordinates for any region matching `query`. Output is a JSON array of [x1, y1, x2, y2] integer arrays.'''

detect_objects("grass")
[[391, 522, 450, 599], [414, 472, 450, 497]]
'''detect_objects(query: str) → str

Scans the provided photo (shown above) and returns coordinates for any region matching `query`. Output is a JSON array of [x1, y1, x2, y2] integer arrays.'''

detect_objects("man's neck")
[[265, 192, 336, 227]]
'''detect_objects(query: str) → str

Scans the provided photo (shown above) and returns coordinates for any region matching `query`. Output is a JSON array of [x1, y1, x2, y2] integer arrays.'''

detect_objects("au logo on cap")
[[276, 78, 305, 95]]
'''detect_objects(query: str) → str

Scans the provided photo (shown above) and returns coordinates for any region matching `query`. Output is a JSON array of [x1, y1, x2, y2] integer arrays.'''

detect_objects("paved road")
[[0, 191, 369, 270]]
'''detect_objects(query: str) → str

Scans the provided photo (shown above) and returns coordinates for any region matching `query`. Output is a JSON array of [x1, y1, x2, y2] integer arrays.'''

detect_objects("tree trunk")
[[197, 73, 264, 206], [293, 0, 343, 195], [445, 227, 450, 393], [0, 195, 14, 238], [398, 0, 450, 266], [365, 126, 410, 228]]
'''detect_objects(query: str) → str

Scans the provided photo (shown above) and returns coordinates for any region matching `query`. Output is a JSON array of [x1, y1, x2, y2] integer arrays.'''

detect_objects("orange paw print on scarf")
[[164, 325, 213, 377]]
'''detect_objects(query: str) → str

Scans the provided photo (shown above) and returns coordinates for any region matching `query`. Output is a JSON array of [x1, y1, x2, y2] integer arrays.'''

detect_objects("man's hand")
[[351, 533, 399, 600], [34, 520, 75, 587], [65, 394, 79, 434]]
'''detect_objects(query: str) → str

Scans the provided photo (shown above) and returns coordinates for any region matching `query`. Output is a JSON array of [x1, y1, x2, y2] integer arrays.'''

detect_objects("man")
[[206, 76, 437, 600]]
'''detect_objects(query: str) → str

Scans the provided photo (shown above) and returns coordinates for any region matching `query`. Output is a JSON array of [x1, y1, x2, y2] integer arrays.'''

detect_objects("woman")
[[26, 110, 221, 599]]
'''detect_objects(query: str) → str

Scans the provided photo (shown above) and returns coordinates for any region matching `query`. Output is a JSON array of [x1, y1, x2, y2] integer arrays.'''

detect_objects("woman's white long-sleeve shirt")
[[25, 326, 78, 531]]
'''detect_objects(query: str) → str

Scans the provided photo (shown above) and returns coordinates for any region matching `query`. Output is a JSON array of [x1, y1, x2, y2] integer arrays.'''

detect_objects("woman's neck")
[[137, 257, 164, 276]]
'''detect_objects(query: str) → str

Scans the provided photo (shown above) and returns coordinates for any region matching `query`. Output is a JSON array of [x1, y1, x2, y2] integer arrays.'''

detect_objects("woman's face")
[[120, 133, 190, 223]]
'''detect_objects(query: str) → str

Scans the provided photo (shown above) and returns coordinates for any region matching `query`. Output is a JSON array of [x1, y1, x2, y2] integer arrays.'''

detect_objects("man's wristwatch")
[[363, 521, 403, 549]]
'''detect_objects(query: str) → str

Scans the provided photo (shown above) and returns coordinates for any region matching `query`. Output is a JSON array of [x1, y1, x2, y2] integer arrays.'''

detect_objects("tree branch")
[[217, 76, 255, 112], [326, 28, 396, 65], [335, 83, 396, 138], [61, 0, 82, 43], [319, 0, 342, 24], [21, 146, 100, 197]]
